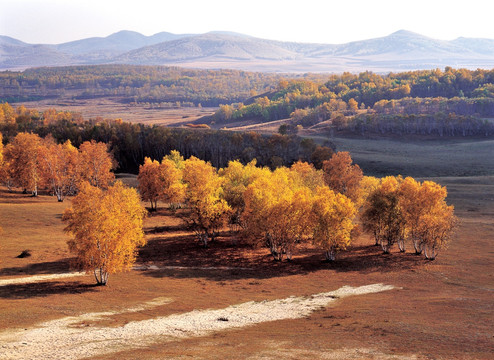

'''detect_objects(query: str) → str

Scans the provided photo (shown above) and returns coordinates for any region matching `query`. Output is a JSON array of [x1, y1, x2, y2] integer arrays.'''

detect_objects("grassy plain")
[[1, 102, 493, 359], [12, 98, 216, 126], [1, 163, 493, 358]]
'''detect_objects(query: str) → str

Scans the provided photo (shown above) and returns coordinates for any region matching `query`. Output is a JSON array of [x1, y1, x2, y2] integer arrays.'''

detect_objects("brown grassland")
[[0, 105, 493, 359]]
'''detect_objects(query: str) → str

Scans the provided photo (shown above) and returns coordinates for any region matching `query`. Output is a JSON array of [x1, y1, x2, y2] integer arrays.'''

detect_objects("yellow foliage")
[[164, 150, 185, 170], [4, 132, 43, 195], [312, 186, 356, 261], [219, 159, 268, 227], [322, 151, 363, 203], [137, 157, 162, 210], [183, 156, 231, 245], [289, 161, 325, 191], [399, 177, 456, 256], [160, 158, 186, 205], [63, 181, 146, 285], [78, 140, 115, 189], [242, 167, 314, 260], [39, 140, 79, 202]]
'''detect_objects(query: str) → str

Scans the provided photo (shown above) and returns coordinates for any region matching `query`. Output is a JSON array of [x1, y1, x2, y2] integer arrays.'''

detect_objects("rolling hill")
[[2, 30, 494, 72]]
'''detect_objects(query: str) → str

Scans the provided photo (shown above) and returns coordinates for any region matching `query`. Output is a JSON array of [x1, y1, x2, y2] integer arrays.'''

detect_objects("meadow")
[[0, 131, 493, 359]]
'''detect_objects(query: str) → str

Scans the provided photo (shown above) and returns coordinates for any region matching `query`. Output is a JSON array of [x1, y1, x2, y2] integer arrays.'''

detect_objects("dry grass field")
[[11, 98, 216, 127], [0, 173, 493, 359], [1, 103, 493, 358]]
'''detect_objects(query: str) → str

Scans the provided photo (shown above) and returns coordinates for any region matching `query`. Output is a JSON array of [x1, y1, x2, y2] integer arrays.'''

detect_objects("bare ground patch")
[[0, 284, 394, 360]]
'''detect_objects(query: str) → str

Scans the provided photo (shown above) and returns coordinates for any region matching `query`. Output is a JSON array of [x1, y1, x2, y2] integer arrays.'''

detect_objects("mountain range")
[[2, 30, 494, 72]]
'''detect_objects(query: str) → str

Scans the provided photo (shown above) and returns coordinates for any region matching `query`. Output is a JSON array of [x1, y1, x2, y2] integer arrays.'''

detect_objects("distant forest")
[[0, 65, 294, 106], [2, 65, 494, 136], [211, 67, 494, 137]]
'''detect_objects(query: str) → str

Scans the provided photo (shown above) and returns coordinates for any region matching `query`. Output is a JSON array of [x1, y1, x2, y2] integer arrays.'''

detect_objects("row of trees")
[[0, 132, 115, 199], [137, 151, 457, 261], [362, 176, 457, 260]]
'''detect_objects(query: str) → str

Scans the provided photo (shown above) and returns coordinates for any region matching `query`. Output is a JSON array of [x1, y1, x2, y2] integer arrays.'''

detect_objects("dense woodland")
[[0, 103, 334, 173], [0, 65, 290, 106], [211, 67, 494, 136], [3, 65, 494, 136]]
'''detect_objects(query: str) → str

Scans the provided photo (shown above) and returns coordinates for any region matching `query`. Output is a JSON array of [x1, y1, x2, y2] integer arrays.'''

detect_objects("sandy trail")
[[0, 265, 252, 287], [0, 272, 86, 286], [0, 283, 395, 360]]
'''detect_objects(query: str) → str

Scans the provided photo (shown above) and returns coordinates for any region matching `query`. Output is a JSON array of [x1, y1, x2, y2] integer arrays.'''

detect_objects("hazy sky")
[[1, 0, 493, 44]]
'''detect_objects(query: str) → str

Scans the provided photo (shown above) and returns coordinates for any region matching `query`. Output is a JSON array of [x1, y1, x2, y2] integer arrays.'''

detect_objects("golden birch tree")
[[137, 157, 162, 211], [4, 132, 43, 196], [63, 181, 146, 285], [311, 186, 356, 261], [40, 140, 79, 202], [361, 176, 405, 253], [242, 168, 313, 261], [219, 159, 267, 232], [159, 157, 186, 206], [78, 140, 115, 189], [183, 156, 230, 247], [322, 151, 363, 203]]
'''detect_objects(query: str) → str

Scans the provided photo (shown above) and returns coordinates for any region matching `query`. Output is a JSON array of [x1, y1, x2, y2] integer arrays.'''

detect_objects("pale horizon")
[[1, 0, 493, 45]]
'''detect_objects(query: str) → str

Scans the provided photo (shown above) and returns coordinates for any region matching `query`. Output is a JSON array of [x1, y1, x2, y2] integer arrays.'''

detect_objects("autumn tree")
[[137, 157, 162, 210], [289, 161, 325, 191], [163, 150, 185, 170], [361, 176, 405, 253], [219, 159, 267, 232], [399, 178, 456, 257], [4, 132, 43, 196], [63, 181, 146, 285], [39, 139, 79, 202], [322, 151, 363, 203], [0, 133, 4, 183], [311, 186, 356, 261], [182, 156, 231, 247], [242, 167, 313, 261], [78, 140, 115, 189], [417, 202, 457, 260], [159, 157, 186, 207]]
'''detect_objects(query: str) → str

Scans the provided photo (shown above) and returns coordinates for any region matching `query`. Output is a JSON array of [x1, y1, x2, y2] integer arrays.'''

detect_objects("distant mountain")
[[2, 30, 494, 72], [55, 30, 191, 61], [114, 33, 301, 63]]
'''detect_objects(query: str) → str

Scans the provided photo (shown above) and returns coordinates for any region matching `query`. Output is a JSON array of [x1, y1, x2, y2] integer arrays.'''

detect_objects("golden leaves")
[[63, 181, 146, 285]]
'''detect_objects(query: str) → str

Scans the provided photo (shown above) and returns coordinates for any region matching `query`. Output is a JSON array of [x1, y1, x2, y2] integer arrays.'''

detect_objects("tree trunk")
[[325, 249, 336, 261], [398, 238, 406, 252], [424, 244, 437, 260], [94, 268, 109, 285], [413, 238, 423, 255]]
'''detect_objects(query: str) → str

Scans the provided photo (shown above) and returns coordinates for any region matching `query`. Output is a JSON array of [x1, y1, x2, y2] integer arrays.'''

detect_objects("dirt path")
[[0, 272, 86, 286], [0, 265, 253, 287], [0, 284, 395, 360]]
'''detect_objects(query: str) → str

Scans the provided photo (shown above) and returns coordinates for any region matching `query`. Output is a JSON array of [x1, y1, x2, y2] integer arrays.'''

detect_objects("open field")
[[1, 101, 494, 358], [11, 98, 217, 126], [0, 170, 493, 359]]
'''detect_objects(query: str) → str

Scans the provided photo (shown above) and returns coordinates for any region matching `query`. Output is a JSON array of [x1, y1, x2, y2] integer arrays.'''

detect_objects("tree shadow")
[[0, 281, 98, 299], [137, 233, 423, 281], [0, 259, 73, 276], [307, 244, 425, 274], [144, 224, 190, 235]]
